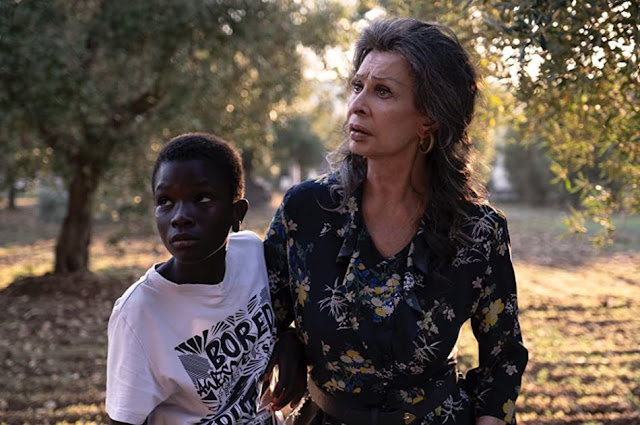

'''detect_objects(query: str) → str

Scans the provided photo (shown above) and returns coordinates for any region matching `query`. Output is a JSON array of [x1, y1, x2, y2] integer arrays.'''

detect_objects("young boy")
[[106, 133, 276, 425]]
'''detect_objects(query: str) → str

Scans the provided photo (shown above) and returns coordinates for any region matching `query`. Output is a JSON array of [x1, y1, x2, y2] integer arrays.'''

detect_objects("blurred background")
[[0, 1, 638, 424]]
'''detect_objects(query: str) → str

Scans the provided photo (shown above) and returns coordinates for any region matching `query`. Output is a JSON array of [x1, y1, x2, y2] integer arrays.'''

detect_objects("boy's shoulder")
[[229, 229, 262, 245], [227, 230, 265, 264], [111, 267, 158, 316]]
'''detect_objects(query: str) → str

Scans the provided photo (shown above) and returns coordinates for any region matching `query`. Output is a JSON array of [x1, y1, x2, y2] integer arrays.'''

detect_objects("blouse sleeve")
[[264, 196, 295, 333], [466, 214, 528, 424]]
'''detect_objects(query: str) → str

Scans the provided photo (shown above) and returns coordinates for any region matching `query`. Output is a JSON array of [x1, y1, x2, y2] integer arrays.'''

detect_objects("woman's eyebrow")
[[353, 73, 406, 87]]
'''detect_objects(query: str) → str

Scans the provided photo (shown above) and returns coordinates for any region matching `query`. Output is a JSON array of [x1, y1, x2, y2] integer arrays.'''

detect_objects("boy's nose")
[[171, 203, 195, 228]]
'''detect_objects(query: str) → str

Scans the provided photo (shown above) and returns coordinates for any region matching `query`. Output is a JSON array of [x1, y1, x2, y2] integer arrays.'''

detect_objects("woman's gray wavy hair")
[[327, 17, 487, 263]]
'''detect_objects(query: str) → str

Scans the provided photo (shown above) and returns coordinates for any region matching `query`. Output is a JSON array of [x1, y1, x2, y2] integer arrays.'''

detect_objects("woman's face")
[[347, 50, 429, 161]]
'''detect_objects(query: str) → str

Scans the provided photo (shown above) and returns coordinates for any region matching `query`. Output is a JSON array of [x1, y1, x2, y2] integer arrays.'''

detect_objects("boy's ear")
[[231, 199, 249, 232]]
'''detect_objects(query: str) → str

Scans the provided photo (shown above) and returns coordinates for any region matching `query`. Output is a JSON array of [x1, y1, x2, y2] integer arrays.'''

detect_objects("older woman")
[[264, 18, 528, 425]]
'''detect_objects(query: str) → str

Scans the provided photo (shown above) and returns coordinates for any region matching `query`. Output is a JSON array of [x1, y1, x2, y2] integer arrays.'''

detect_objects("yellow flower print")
[[412, 395, 424, 405], [503, 399, 515, 423], [296, 278, 310, 306], [435, 405, 442, 416], [273, 299, 288, 322], [359, 365, 375, 374], [485, 299, 505, 327], [346, 349, 364, 362], [353, 387, 361, 393], [386, 275, 401, 287], [340, 354, 353, 363], [324, 378, 346, 392]]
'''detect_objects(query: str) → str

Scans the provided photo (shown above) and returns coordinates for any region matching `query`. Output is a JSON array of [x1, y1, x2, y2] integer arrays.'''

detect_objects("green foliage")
[[1, 0, 347, 176], [482, 0, 640, 243], [0, 0, 347, 271], [503, 130, 572, 206], [363, 0, 640, 244], [273, 115, 327, 177]]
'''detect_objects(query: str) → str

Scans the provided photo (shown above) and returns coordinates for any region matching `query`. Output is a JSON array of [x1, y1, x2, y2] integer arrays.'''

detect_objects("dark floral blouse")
[[264, 174, 528, 425]]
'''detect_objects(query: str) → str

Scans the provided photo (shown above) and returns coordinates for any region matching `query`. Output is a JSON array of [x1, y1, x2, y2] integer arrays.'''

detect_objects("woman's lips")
[[349, 124, 372, 140]]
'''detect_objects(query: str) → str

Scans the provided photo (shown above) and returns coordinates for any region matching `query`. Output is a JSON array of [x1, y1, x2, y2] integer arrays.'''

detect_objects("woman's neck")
[[365, 153, 428, 203]]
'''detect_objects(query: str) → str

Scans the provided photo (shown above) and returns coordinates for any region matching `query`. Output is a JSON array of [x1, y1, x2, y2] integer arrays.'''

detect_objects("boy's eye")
[[196, 194, 212, 203], [157, 197, 173, 207]]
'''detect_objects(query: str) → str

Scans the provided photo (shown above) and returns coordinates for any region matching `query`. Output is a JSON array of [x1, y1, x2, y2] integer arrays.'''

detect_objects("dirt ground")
[[0, 199, 638, 425]]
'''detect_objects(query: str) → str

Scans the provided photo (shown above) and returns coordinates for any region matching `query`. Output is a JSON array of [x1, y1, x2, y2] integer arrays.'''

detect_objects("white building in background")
[[491, 150, 513, 192]]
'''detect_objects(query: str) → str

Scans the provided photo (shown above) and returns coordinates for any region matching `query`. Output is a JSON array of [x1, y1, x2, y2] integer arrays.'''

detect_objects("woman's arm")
[[466, 212, 528, 424], [263, 199, 308, 409]]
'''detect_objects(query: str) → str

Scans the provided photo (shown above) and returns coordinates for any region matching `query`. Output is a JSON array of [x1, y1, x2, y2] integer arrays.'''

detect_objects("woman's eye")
[[197, 194, 212, 203], [376, 86, 391, 97], [351, 80, 363, 93]]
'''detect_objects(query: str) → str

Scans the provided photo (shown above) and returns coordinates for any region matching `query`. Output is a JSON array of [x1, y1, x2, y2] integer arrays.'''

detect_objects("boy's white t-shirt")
[[106, 231, 275, 425]]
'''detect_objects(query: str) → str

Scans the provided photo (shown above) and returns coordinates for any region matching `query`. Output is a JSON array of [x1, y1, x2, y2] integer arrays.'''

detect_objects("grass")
[[0, 198, 639, 425]]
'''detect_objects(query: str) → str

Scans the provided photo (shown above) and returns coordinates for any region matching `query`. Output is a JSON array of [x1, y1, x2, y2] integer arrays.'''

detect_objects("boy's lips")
[[170, 233, 198, 248]]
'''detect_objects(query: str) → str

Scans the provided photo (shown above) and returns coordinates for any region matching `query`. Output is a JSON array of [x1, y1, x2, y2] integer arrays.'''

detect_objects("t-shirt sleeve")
[[106, 303, 165, 424], [466, 214, 528, 424], [264, 194, 295, 332]]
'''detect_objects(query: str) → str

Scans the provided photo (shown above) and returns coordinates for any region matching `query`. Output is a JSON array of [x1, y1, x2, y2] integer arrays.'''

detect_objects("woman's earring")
[[419, 133, 436, 155]]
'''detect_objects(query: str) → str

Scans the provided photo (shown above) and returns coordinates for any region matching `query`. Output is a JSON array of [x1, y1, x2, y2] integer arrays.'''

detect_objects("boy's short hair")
[[151, 133, 245, 201]]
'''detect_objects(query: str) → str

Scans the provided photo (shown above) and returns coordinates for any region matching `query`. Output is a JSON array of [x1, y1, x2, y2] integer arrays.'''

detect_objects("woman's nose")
[[171, 202, 195, 228], [348, 91, 368, 116]]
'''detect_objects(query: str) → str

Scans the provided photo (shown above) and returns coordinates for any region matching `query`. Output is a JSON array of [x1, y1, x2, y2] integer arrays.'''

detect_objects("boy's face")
[[153, 159, 241, 265]]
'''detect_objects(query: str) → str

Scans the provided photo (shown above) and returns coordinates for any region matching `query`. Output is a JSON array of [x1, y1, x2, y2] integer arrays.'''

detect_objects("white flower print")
[[440, 394, 465, 423], [350, 316, 360, 330], [320, 223, 331, 237], [491, 343, 503, 357], [505, 364, 518, 376], [472, 276, 483, 289], [412, 336, 441, 362], [443, 307, 455, 321]]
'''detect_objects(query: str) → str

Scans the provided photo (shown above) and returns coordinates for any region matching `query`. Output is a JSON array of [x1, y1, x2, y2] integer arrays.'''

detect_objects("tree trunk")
[[54, 164, 99, 273], [7, 177, 17, 210]]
